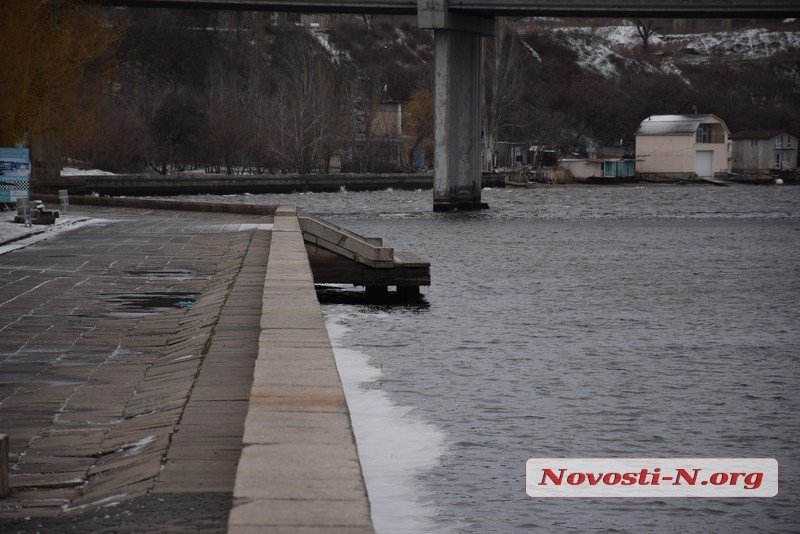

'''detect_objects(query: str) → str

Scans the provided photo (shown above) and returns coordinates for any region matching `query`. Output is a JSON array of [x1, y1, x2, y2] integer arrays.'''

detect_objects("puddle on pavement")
[[107, 292, 197, 311], [124, 269, 204, 280], [105, 291, 197, 315]]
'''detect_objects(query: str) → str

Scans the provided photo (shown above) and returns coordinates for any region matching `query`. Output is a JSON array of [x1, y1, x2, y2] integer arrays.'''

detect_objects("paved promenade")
[[0, 204, 373, 532]]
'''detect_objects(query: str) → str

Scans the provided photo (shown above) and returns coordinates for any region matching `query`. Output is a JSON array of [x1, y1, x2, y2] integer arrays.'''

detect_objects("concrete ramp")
[[298, 213, 430, 297], [298, 214, 394, 268]]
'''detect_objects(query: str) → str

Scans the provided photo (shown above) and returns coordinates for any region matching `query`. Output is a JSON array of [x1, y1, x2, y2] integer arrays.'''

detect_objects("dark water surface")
[[185, 186, 799, 533]]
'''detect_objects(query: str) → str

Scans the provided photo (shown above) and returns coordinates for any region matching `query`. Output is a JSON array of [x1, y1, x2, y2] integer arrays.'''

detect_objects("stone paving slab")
[[230, 527, 373, 534], [228, 498, 372, 529], [0, 206, 271, 528]]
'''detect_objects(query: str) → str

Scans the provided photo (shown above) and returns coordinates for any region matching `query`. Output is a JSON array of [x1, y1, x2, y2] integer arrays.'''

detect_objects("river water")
[[185, 185, 799, 533]]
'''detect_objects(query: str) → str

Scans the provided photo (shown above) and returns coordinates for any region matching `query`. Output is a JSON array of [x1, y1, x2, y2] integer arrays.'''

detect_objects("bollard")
[[19, 199, 31, 227], [58, 189, 69, 215], [0, 433, 9, 498]]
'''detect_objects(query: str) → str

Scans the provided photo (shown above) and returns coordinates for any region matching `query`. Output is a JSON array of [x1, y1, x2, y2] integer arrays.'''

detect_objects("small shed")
[[730, 130, 798, 173], [562, 158, 636, 180], [494, 141, 530, 167]]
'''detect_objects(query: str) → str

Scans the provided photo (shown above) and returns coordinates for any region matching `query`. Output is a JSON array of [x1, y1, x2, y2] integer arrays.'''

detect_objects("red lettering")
[[585, 472, 602, 485], [674, 468, 700, 486], [709, 472, 728, 485], [567, 472, 586, 485], [744, 472, 763, 490], [539, 468, 566, 486]]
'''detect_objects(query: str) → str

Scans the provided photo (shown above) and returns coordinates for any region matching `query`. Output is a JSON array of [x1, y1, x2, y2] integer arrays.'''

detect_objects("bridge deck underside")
[[104, 0, 799, 18]]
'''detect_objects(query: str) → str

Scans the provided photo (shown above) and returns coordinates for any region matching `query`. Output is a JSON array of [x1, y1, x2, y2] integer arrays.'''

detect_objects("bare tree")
[[631, 19, 659, 54], [482, 19, 526, 171], [271, 30, 349, 174], [349, 72, 389, 172]]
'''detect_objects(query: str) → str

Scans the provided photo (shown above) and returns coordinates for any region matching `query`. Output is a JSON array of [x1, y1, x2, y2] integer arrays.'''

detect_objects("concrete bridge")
[[105, 0, 800, 210]]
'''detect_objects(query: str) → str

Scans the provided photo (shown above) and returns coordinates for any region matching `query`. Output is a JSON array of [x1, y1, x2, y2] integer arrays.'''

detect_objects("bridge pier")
[[419, 1, 494, 212], [432, 29, 483, 211]]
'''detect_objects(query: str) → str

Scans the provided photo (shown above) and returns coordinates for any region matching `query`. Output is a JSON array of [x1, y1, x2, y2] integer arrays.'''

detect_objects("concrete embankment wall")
[[33, 194, 280, 216], [37, 172, 506, 196], [43, 173, 434, 196], [228, 205, 374, 532]]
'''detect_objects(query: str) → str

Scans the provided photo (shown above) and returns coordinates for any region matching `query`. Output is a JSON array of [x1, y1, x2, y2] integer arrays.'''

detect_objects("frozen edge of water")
[[326, 311, 449, 534]]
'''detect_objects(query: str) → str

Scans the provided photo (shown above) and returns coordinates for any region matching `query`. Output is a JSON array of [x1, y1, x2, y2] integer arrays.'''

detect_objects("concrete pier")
[[0, 203, 373, 532]]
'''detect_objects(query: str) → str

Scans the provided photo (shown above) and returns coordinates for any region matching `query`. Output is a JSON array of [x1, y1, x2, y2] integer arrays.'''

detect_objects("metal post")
[[0, 433, 9, 498]]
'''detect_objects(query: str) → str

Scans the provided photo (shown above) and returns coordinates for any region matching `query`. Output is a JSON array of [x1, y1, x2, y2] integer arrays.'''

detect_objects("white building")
[[635, 114, 731, 178]]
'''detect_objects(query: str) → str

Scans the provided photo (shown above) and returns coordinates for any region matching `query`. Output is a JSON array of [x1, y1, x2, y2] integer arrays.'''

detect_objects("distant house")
[[494, 141, 530, 167], [729, 130, 798, 173], [635, 114, 731, 178], [347, 101, 406, 170]]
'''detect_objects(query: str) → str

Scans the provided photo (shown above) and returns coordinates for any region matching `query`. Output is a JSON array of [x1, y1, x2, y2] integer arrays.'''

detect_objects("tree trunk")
[[30, 130, 61, 195]]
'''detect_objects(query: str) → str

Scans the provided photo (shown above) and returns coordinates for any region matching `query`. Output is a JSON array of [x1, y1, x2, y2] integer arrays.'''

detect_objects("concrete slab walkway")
[[0, 204, 373, 533]]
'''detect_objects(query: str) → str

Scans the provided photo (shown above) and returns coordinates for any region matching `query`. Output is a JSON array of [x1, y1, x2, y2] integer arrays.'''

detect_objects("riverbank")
[[33, 169, 793, 199]]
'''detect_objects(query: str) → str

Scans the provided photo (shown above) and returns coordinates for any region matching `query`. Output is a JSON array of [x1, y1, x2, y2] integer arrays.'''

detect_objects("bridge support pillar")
[[419, 1, 494, 212], [432, 29, 484, 211]]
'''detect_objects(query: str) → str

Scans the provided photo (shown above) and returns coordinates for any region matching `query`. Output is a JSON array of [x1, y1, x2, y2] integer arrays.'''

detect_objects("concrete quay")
[[0, 203, 373, 532]]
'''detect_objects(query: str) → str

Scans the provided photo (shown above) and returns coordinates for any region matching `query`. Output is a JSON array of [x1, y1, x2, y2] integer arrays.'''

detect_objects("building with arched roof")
[[635, 114, 731, 178]]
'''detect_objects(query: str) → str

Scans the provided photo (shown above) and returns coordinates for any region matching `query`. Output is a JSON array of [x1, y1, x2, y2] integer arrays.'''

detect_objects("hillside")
[[65, 12, 800, 173], [544, 18, 800, 76], [497, 17, 800, 153]]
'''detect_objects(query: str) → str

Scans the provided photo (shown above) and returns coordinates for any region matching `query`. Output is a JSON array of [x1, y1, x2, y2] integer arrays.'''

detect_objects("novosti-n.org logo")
[[526, 458, 778, 497]]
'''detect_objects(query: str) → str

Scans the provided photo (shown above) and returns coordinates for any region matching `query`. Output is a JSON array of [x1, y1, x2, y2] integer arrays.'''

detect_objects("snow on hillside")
[[558, 34, 653, 78], [657, 59, 691, 85], [558, 24, 800, 60], [557, 23, 664, 48], [665, 29, 800, 62], [552, 24, 800, 79], [312, 29, 349, 62]]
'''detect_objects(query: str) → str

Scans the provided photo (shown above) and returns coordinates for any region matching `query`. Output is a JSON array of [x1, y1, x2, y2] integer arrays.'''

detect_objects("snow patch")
[[61, 167, 116, 176], [560, 35, 629, 78], [523, 41, 541, 63], [121, 435, 157, 457], [658, 59, 692, 86], [312, 29, 349, 63]]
